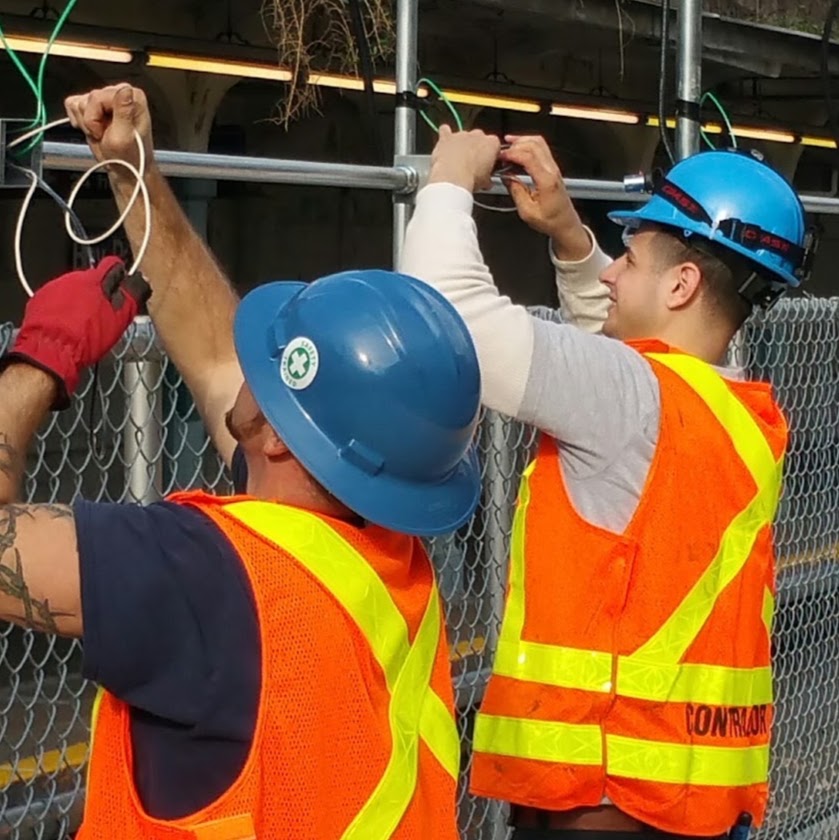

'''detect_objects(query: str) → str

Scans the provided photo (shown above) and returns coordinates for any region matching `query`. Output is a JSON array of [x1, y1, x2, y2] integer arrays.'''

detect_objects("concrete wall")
[[0, 56, 837, 332]]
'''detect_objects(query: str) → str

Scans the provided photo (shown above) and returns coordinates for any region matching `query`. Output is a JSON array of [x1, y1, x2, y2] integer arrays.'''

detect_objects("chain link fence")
[[743, 298, 839, 840], [0, 299, 838, 839]]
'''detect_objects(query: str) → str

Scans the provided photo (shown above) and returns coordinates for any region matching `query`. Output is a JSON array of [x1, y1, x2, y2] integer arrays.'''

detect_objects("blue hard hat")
[[609, 149, 813, 294], [233, 269, 482, 536]]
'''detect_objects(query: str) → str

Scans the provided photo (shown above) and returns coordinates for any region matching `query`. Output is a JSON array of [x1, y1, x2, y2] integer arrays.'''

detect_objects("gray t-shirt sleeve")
[[400, 182, 659, 532], [518, 318, 661, 531]]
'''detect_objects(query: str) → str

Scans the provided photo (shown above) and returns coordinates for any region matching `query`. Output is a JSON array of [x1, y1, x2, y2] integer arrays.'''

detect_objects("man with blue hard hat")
[[0, 259, 482, 840], [230, 269, 482, 535], [72, 268, 482, 839], [400, 127, 815, 840], [0, 83, 487, 840]]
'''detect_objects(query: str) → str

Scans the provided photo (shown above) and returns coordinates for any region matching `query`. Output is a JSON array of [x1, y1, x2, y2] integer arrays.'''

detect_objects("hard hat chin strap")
[[736, 271, 788, 311]]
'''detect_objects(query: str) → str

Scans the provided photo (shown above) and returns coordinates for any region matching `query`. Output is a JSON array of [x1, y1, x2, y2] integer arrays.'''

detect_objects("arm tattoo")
[[0, 504, 74, 633], [0, 433, 22, 480]]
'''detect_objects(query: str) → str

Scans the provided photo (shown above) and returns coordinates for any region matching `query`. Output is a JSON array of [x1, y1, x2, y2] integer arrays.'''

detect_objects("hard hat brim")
[[234, 281, 482, 537]]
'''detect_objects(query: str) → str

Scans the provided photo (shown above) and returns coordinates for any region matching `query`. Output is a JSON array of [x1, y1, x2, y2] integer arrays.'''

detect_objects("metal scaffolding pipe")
[[392, 0, 420, 265], [42, 142, 413, 192], [675, 0, 703, 159], [487, 177, 839, 214], [483, 176, 634, 202], [796, 193, 839, 214], [122, 316, 163, 506], [41, 141, 839, 213]]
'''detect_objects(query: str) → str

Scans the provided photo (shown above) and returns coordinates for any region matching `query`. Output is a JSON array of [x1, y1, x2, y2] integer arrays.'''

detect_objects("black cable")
[[7, 163, 94, 265], [8, 164, 105, 457], [821, 0, 839, 149], [347, 0, 385, 165], [658, 0, 676, 164]]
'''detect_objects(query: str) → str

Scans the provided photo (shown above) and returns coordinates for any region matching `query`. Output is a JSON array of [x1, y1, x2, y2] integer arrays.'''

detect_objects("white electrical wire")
[[474, 198, 520, 213], [13, 171, 39, 298], [6, 117, 74, 151], [63, 131, 151, 273], [11, 117, 152, 297]]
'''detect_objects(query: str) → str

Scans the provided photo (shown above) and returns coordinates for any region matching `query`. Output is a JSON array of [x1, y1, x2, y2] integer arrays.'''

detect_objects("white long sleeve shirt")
[[400, 183, 741, 532]]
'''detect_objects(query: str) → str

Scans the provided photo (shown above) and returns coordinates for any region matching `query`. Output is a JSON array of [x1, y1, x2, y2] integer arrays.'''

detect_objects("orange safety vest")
[[471, 340, 787, 837], [78, 491, 460, 840]]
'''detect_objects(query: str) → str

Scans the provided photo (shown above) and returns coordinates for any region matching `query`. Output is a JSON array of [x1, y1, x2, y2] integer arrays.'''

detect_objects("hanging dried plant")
[[260, 0, 396, 127]]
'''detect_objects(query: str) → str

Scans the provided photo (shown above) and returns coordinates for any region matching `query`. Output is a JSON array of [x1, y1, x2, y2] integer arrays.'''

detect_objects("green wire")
[[416, 76, 464, 134], [0, 0, 79, 157], [18, 0, 79, 155], [700, 90, 737, 151], [417, 103, 442, 135]]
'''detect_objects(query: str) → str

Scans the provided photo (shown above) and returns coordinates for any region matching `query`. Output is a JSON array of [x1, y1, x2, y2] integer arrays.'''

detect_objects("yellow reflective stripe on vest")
[[607, 734, 769, 787], [762, 587, 775, 636], [223, 501, 459, 836], [343, 575, 443, 840], [497, 457, 534, 649], [628, 477, 776, 668], [493, 456, 774, 705], [474, 714, 602, 765], [493, 461, 615, 694], [648, 353, 780, 504], [475, 715, 767, 787], [488, 353, 781, 715], [84, 686, 106, 799], [626, 353, 781, 667], [494, 638, 613, 693], [616, 658, 772, 706]]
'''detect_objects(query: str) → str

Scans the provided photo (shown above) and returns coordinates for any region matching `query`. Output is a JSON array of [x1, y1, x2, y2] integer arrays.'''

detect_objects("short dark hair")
[[652, 227, 755, 331]]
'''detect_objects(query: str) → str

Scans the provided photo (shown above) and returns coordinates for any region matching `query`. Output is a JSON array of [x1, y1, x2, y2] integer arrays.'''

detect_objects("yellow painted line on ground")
[[450, 636, 486, 662], [777, 542, 839, 570], [0, 742, 88, 787]]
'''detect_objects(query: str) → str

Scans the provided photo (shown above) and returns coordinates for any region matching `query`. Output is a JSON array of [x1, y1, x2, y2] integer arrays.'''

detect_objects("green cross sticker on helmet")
[[233, 270, 482, 535], [280, 337, 319, 390]]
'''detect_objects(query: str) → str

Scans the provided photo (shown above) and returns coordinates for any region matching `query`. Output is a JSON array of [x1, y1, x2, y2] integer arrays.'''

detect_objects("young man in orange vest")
[[399, 126, 815, 839], [0, 111, 486, 840]]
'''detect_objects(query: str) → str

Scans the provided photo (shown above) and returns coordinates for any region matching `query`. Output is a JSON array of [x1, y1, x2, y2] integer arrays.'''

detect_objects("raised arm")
[[400, 127, 658, 455], [0, 261, 146, 636], [500, 135, 612, 333], [65, 85, 242, 466]]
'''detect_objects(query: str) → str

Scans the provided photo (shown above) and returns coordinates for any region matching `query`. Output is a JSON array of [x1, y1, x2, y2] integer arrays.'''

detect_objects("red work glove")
[[0, 257, 151, 409]]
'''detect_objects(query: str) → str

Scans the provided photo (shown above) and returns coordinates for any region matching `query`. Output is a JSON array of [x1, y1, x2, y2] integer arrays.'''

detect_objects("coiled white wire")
[[9, 116, 152, 297]]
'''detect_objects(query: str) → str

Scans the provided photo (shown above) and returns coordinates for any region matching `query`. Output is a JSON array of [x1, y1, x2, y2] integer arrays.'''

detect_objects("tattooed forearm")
[[0, 434, 23, 481], [0, 503, 73, 521], [0, 549, 70, 633], [0, 364, 75, 634], [0, 504, 75, 633]]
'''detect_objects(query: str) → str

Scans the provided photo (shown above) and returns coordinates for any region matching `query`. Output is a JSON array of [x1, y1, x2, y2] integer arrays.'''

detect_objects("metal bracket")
[[394, 154, 431, 195], [0, 119, 43, 188]]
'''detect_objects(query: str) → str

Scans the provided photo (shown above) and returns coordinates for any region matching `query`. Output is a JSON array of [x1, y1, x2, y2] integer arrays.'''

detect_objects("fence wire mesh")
[[0, 299, 837, 839]]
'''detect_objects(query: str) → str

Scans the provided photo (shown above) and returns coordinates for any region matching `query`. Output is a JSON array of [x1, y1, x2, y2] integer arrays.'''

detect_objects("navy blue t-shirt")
[[75, 446, 260, 819]]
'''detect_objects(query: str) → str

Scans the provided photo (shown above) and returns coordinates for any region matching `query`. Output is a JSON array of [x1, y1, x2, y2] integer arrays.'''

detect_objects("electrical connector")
[[0, 119, 43, 188], [623, 172, 652, 193]]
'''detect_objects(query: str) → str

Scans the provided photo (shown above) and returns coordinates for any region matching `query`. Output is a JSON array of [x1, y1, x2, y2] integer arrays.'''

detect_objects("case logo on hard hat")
[[280, 337, 319, 390]]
